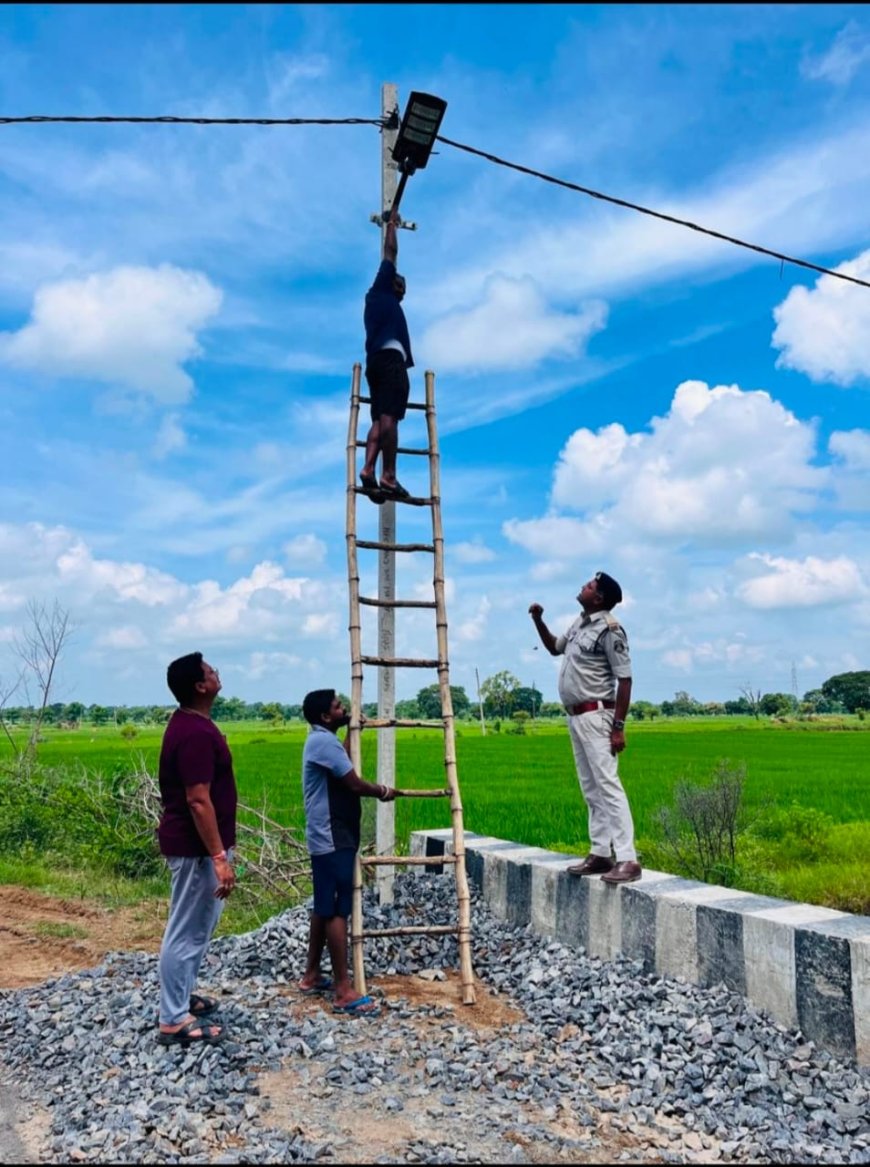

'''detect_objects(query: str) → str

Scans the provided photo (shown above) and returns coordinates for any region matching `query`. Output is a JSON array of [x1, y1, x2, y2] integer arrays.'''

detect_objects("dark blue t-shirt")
[[364, 260, 414, 368]]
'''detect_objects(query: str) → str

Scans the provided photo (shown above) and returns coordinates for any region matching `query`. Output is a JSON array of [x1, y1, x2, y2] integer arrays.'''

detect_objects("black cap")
[[594, 571, 623, 608]]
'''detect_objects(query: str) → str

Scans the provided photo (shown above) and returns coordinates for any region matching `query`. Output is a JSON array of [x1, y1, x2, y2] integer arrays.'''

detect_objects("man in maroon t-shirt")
[[156, 652, 238, 1047]]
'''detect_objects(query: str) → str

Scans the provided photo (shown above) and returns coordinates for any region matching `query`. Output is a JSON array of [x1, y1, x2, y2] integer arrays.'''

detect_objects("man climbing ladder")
[[359, 208, 414, 504]]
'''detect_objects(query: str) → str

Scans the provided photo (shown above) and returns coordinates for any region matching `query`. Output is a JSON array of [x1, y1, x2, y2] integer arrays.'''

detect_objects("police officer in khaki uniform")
[[529, 572, 641, 884]]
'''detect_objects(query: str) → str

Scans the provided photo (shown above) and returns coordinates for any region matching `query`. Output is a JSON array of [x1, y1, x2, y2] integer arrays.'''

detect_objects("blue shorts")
[[310, 848, 356, 918]]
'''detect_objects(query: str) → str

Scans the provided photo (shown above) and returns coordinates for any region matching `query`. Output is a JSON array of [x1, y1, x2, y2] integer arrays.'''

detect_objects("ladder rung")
[[355, 441, 430, 455], [354, 718, 442, 729], [394, 787, 451, 798], [356, 540, 434, 553], [361, 854, 458, 867], [360, 925, 458, 938], [353, 486, 432, 507], [360, 395, 427, 412], [361, 656, 442, 668], [359, 596, 437, 609]]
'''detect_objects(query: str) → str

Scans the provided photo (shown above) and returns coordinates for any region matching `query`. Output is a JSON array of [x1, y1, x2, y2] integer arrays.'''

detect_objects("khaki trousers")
[[566, 708, 637, 862]]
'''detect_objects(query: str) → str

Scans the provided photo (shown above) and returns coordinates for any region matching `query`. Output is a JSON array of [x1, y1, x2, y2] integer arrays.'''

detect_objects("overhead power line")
[[0, 114, 384, 126], [436, 134, 870, 292], [1, 113, 865, 291]]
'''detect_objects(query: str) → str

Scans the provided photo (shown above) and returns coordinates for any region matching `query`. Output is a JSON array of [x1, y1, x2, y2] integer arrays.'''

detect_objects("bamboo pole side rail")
[[346, 360, 367, 997], [426, 368, 476, 1006]]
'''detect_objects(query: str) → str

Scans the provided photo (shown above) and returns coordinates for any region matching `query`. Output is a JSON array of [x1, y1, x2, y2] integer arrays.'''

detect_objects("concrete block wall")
[[410, 829, 870, 1067]]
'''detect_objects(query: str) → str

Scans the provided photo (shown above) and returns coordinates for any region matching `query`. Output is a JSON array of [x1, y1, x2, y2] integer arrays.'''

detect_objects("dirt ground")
[[0, 886, 167, 989]]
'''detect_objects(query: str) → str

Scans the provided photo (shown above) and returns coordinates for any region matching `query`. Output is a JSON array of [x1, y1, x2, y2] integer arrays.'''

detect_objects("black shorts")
[[310, 847, 355, 918], [365, 349, 410, 421]]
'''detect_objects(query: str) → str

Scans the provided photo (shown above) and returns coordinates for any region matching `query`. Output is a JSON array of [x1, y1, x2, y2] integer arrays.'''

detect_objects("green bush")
[[750, 802, 834, 862]]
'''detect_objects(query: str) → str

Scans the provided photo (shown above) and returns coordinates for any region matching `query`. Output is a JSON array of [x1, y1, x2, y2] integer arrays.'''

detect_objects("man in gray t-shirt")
[[530, 572, 640, 885], [299, 689, 398, 1017]]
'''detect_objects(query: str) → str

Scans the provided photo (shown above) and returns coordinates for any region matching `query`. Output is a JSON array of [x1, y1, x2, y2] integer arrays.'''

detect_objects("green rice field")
[[4, 716, 868, 913]]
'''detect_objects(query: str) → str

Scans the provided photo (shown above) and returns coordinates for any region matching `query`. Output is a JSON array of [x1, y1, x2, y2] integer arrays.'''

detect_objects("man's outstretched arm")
[[383, 208, 398, 265]]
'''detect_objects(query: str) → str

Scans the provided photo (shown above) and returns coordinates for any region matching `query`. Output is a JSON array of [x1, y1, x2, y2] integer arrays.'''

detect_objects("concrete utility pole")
[[375, 82, 399, 904]]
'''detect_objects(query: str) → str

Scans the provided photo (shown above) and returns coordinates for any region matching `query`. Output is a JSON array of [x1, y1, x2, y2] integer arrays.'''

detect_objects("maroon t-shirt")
[[157, 710, 238, 857]]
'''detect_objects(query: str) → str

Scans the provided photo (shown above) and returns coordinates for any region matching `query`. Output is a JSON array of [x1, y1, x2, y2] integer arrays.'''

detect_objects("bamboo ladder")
[[344, 362, 476, 1006]]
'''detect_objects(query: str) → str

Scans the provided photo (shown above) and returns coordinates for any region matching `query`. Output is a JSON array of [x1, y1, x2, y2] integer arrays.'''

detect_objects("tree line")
[[2, 670, 867, 729]]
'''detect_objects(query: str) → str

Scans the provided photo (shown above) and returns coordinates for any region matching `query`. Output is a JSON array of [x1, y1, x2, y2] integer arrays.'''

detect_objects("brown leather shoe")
[[566, 854, 614, 876], [600, 860, 642, 884]]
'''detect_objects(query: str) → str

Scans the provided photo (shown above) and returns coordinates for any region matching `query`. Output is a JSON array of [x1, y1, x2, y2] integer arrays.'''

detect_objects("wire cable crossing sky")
[[1, 111, 866, 290]]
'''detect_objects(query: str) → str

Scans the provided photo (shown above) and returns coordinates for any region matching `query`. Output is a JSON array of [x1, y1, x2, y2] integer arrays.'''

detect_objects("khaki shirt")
[[555, 609, 632, 706]]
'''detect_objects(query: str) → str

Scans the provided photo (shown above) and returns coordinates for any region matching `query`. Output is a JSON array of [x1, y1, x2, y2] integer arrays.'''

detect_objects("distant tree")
[[63, 701, 85, 724], [800, 688, 843, 715], [759, 692, 795, 717], [540, 702, 564, 719], [631, 700, 659, 722], [395, 698, 420, 719], [262, 702, 284, 724], [88, 704, 110, 725], [480, 671, 521, 718], [703, 702, 727, 717], [821, 671, 870, 714], [415, 684, 470, 719], [513, 686, 543, 717], [724, 697, 751, 716]]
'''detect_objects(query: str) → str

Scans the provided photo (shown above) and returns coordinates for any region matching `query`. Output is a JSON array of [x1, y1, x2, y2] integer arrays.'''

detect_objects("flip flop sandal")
[[189, 993, 219, 1016], [300, 976, 334, 997], [157, 1018, 224, 1047], [359, 472, 385, 504], [379, 480, 411, 501], [332, 994, 381, 1018]]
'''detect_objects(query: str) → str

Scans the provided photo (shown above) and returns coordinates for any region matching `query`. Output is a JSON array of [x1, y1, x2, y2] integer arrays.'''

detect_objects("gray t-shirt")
[[302, 725, 358, 855], [555, 610, 632, 706]]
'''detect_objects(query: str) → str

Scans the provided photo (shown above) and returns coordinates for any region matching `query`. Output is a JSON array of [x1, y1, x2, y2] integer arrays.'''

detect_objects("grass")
[[32, 920, 88, 939], [3, 715, 868, 918]]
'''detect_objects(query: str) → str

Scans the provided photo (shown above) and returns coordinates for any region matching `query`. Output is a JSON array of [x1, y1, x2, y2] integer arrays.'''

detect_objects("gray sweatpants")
[[158, 854, 226, 1025]]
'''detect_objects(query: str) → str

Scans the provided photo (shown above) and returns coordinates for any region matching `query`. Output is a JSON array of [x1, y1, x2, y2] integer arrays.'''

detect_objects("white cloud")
[[242, 650, 304, 682], [771, 250, 870, 386], [802, 22, 870, 86], [829, 429, 870, 470], [96, 625, 149, 650], [455, 595, 491, 643], [284, 534, 327, 568], [737, 553, 867, 609], [540, 380, 824, 544], [0, 265, 222, 404], [302, 612, 338, 637], [453, 540, 497, 565], [152, 414, 187, 460], [421, 275, 607, 373], [56, 539, 185, 607], [169, 562, 309, 639]]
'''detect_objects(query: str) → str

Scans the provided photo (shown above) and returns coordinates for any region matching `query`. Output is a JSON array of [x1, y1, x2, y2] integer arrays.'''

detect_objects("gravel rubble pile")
[[0, 875, 867, 1164]]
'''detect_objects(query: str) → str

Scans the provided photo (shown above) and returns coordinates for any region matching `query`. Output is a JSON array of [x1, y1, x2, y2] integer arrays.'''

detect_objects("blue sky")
[[0, 3, 868, 708]]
